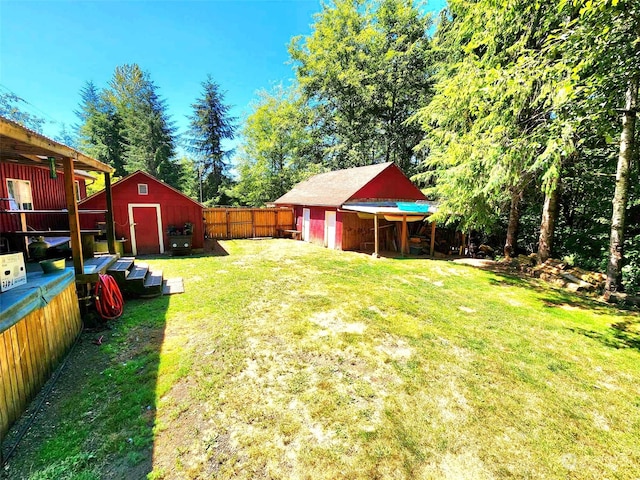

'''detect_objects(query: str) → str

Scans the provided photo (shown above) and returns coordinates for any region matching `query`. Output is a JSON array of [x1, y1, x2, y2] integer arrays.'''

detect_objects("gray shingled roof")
[[273, 162, 394, 207]]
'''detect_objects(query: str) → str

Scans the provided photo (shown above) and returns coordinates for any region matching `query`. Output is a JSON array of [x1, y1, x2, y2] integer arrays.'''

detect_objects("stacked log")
[[504, 256, 606, 293], [531, 259, 605, 292]]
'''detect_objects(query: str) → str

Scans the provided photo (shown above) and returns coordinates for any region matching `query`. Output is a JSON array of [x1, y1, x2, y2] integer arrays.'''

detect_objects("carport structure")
[[342, 201, 439, 257]]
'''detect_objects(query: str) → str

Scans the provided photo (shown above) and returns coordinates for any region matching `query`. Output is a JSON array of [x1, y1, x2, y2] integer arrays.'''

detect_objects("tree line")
[[73, 65, 236, 205], [2, 0, 637, 297]]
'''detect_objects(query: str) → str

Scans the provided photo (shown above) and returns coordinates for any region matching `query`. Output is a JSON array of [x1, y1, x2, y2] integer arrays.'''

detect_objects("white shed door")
[[302, 208, 311, 242], [325, 211, 336, 249]]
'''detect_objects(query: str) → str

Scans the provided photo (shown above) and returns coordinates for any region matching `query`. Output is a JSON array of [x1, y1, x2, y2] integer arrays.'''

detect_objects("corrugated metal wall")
[[1, 163, 86, 238]]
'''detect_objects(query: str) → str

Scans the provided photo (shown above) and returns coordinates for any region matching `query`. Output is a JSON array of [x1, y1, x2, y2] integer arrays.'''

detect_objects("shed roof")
[[0, 116, 114, 173], [273, 162, 419, 207]]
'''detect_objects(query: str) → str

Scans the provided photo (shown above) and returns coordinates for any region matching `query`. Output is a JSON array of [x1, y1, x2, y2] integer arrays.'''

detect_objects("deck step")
[[162, 278, 184, 295], [106, 257, 135, 284], [107, 257, 135, 273], [144, 270, 163, 288], [126, 263, 148, 281]]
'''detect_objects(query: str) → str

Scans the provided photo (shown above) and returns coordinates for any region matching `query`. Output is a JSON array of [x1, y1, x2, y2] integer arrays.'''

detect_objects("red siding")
[[295, 206, 342, 249], [350, 163, 426, 202], [80, 171, 204, 253], [288, 164, 425, 251], [0, 163, 86, 234]]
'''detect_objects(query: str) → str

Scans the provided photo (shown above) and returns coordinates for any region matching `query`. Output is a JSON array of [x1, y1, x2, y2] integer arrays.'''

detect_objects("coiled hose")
[[94, 274, 124, 320]]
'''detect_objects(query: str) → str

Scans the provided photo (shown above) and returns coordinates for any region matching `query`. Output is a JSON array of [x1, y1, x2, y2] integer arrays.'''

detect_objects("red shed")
[[273, 162, 432, 254], [79, 171, 204, 255]]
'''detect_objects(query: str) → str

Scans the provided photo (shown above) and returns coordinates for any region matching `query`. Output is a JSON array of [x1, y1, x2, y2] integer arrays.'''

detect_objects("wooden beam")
[[104, 173, 116, 255], [19, 212, 28, 255], [0, 118, 114, 173], [459, 232, 466, 256], [62, 157, 84, 275], [374, 214, 379, 258], [430, 220, 436, 256], [401, 215, 408, 255]]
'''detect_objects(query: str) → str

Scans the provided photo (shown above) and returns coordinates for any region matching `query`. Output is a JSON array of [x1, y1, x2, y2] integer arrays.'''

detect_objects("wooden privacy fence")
[[203, 207, 295, 239]]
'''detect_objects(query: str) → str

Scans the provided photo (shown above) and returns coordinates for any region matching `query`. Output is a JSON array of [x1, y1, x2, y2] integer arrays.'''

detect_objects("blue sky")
[[0, 0, 446, 146]]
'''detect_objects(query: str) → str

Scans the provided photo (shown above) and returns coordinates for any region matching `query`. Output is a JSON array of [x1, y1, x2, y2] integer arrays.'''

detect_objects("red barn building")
[[79, 171, 204, 255], [273, 162, 435, 254]]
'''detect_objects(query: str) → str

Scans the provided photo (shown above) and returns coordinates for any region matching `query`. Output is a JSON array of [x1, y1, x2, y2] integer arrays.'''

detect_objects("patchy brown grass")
[[4, 239, 640, 479]]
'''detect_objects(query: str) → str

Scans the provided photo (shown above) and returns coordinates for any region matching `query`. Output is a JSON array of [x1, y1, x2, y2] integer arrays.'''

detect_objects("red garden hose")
[[94, 274, 124, 320]]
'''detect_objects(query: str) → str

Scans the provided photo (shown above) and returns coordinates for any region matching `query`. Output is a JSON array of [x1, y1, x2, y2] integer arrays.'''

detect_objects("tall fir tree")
[[77, 66, 178, 186], [76, 81, 127, 176], [186, 76, 236, 205], [107, 64, 178, 185]]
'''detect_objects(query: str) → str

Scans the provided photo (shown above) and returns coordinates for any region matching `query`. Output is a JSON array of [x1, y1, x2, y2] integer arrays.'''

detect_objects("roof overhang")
[[341, 200, 438, 216], [0, 116, 114, 173]]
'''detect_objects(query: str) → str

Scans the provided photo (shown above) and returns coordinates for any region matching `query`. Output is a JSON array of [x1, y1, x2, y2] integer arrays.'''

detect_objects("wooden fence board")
[[203, 208, 294, 240], [0, 332, 14, 431]]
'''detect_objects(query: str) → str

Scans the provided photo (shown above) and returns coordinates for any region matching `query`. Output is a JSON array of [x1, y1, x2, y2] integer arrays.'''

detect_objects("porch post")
[[430, 220, 437, 256], [401, 215, 408, 255], [104, 172, 117, 254], [62, 156, 84, 275], [19, 212, 29, 255], [374, 214, 379, 258]]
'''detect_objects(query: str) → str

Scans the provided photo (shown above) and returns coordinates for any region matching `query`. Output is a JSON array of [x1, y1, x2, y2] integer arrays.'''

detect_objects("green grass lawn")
[[6, 239, 640, 479]]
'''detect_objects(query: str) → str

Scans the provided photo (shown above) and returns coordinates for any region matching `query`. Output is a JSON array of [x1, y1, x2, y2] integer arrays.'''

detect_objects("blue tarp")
[[396, 202, 438, 214], [0, 268, 75, 334]]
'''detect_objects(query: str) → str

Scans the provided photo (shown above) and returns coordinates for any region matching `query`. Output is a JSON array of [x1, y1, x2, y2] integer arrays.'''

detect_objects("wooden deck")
[[0, 269, 81, 441], [73, 254, 120, 284]]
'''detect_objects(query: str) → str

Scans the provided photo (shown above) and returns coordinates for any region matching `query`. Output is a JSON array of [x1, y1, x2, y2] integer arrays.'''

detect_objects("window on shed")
[[138, 184, 148, 195], [6, 178, 34, 210], [75, 180, 82, 200]]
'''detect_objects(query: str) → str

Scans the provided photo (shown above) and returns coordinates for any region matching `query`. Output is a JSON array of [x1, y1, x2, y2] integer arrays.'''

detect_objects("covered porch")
[[0, 116, 118, 273], [0, 117, 117, 446], [341, 201, 439, 257]]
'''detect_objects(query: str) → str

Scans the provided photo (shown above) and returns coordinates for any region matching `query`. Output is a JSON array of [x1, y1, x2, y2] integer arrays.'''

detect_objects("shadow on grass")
[[569, 319, 640, 352], [448, 259, 640, 353], [2, 292, 171, 479]]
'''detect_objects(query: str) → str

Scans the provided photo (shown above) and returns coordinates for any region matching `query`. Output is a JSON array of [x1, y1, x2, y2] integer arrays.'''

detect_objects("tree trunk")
[[605, 77, 638, 297], [504, 189, 521, 258], [537, 179, 560, 264]]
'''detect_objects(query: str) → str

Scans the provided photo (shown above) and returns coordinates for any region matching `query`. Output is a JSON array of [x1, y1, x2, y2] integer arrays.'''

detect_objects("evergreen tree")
[[186, 76, 236, 204], [54, 123, 78, 149], [107, 64, 178, 185], [77, 67, 178, 186], [413, 1, 573, 259], [0, 92, 46, 132], [76, 80, 127, 176]]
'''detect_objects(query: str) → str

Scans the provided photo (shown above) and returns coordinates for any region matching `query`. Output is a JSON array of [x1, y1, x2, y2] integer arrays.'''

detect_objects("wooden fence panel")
[[0, 281, 81, 440], [229, 210, 253, 238], [203, 208, 294, 239]]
